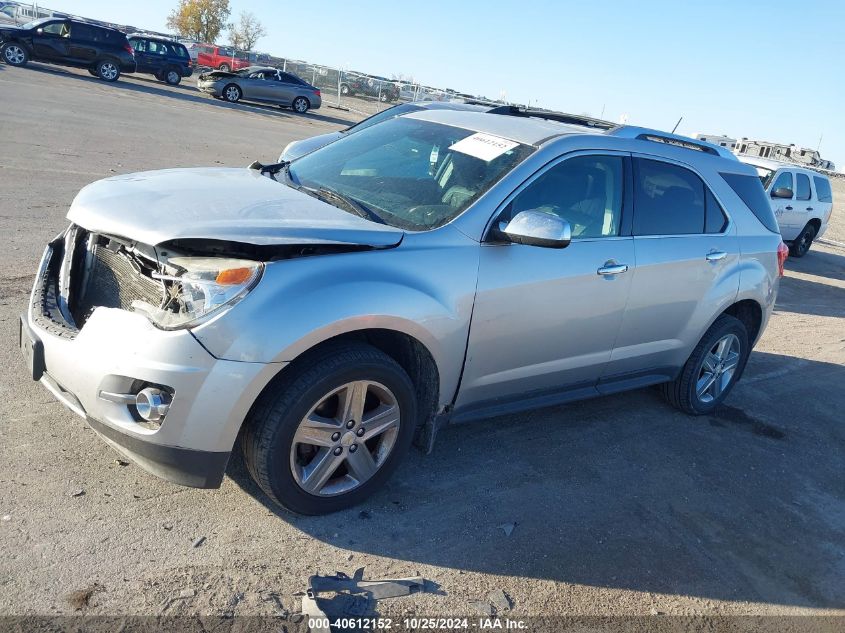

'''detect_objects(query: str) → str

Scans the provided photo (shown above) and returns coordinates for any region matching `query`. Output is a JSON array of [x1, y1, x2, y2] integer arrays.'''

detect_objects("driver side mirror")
[[501, 209, 571, 249], [771, 187, 793, 199]]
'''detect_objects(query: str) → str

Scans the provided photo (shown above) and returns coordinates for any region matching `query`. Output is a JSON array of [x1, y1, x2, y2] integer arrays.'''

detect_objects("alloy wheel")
[[696, 333, 741, 404], [224, 86, 240, 102], [293, 97, 308, 113], [167, 70, 180, 84], [289, 380, 401, 497], [99, 62, 117, 80], [4, 45, 25, 65]]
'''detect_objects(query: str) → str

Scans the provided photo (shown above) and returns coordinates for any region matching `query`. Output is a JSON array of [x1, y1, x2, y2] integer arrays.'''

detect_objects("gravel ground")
[[0, 63, 844, 627]]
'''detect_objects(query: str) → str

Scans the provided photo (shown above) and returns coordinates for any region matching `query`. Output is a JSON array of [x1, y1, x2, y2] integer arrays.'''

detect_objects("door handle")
[[597, 263, 629, 276], [806, 207, 813, 211], [706, 250, 727, 262], [785, 206, 793, 211]]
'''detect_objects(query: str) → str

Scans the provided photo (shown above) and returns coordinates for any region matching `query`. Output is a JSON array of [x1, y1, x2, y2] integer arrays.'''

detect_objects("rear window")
[[814, 176, 833, 203], [720, 172, 779, 233]]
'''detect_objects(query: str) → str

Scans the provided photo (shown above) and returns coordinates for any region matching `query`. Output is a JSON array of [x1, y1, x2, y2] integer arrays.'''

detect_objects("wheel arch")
[[807, 217, 822, 233], [256, 328, 441, 433], [722, 299, 763, 346]]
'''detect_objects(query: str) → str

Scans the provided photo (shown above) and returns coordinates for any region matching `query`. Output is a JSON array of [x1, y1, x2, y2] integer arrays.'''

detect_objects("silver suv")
[[19, 108, 787, 514]]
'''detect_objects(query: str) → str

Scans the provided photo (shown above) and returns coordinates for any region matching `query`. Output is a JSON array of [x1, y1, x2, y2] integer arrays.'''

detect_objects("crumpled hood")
[[67, 167, 404, 248]]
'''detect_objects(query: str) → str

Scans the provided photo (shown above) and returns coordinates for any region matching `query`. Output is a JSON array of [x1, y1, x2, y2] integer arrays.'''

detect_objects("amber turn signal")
[[216, 267, 253, 285]]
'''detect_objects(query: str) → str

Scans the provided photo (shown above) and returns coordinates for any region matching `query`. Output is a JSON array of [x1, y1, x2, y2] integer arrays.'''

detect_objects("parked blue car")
[[127, 34, 192, 85]]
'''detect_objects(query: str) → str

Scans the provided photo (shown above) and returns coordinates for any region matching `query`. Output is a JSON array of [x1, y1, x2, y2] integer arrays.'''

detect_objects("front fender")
[[191, 227, 480, 408]]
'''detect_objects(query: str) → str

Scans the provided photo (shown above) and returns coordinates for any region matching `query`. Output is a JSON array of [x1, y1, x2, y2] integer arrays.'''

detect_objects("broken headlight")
[[133, 257, 263, 330]]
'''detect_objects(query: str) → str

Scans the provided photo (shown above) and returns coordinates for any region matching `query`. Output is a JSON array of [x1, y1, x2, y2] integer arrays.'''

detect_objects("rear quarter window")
[[720, 172, 779, 234], [813, 176, 833, 203]]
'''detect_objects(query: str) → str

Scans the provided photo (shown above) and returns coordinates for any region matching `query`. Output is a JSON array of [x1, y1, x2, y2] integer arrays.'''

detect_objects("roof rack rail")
[[489, 106, 618, 130], [610, 126, 737, 160]]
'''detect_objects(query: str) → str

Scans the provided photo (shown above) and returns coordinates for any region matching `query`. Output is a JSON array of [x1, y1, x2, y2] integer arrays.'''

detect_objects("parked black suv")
[[0, 17, 136, 81], [127, 34, 192, 85]]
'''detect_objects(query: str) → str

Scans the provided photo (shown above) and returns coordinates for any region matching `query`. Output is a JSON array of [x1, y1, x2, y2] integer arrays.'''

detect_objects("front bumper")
[[20, 239, 282, 488], [197, 80, 222, 96]]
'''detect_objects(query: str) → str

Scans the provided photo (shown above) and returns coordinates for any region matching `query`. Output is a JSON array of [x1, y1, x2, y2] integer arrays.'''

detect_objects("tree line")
[[166, 0, 267, 51]]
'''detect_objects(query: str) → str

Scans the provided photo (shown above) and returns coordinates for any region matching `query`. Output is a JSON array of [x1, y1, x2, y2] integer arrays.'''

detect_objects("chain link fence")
[[267, 56, 501, 117]]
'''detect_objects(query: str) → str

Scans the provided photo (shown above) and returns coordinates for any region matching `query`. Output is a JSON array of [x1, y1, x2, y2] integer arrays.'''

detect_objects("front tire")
[[242, 343, 418, 515], [219, 63, 230, 72], [222, 83, 242, 102], [662, 314, 749, 415], [2, 42, 29, 66], [789, 223, 816, 258], [96, 59, 120, 82], [292, 96, 310, 113]]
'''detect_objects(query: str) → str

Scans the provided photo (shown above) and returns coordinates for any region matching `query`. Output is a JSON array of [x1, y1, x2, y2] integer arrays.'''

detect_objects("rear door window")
[[705, 189, 728, 233], [795, 173, 811, 201], [813, 176, 833, 203], [633, 158, 705, 235]]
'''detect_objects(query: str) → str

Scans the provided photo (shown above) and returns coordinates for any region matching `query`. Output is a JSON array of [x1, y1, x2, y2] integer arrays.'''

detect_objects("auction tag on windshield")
[[449, 133, 518, 162]]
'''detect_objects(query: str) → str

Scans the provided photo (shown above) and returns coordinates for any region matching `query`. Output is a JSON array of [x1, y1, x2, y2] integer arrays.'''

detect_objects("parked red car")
[[196, 44, 250, 71]]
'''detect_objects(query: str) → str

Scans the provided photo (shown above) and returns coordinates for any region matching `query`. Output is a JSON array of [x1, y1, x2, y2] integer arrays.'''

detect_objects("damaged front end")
[[36, 225, 393, 336], [38, 226, 258, 334]]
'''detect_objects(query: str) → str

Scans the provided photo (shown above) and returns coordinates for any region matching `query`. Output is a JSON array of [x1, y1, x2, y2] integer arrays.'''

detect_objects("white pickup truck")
[[739, 156, 834, 257]]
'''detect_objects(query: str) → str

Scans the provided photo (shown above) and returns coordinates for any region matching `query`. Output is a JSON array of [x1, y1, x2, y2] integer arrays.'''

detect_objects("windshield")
[[754, 166, 775, 188], [288, 117, 534, 231], [21, 17, 54, 29], [346, 103, 422, 134]]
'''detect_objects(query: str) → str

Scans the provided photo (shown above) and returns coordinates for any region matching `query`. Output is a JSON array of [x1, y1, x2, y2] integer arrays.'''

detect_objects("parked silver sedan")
[[197, 66, 321, 113]]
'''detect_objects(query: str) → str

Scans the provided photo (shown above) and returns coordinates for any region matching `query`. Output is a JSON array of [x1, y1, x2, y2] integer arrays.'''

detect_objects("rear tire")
[[164, 68, 181, 85], [789, 223, 816, 258], [292, 96, 310, 113], [1, 42, 28, 66], [242, 342, 418, 515], [96, 59, 120, 82], [662, 314, 749, 415], [219, 62, 230, 72]]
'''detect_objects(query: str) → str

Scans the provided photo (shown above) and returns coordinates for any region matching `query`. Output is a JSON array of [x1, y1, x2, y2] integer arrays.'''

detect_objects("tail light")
[[124, 43, 134, 55], [777, 241, 789, 277], [314, 89, 321, 96]]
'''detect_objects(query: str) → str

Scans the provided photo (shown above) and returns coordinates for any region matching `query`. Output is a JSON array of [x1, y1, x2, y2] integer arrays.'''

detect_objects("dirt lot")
[[1, 63, 844, 625]]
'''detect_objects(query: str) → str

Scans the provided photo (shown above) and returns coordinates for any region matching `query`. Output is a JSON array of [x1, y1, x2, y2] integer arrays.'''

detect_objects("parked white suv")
[[738, 156, 834, 257]]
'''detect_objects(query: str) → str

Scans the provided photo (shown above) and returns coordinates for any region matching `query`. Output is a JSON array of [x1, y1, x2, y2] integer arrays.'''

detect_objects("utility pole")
[[817, 133, 823, 151]]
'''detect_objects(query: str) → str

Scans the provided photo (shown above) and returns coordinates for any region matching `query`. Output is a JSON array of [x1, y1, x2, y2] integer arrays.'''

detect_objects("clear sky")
[[34, 0, 845, 170]]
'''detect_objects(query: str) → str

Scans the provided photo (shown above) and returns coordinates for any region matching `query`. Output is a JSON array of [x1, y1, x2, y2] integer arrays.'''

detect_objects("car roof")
[[128, 33, 186, 45], [405, 109, 609, 146], [738, 155, 828, 178], [416, 101, 494, 112]]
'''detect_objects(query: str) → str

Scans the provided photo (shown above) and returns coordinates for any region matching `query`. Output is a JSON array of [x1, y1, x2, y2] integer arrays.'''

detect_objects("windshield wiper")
[[302, 186, 386, 225]]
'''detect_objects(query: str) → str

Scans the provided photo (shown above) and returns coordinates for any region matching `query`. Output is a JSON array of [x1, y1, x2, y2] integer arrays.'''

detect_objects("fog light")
[[135, 388, 171, 422]]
